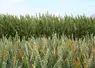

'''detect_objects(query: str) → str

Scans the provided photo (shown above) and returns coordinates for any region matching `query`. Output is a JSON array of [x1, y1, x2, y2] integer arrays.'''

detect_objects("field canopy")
[[0, 13, 95, 39]]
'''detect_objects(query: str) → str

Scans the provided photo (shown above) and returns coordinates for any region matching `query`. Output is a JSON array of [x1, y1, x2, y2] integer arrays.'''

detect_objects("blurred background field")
[[0, 14, 95, 40]]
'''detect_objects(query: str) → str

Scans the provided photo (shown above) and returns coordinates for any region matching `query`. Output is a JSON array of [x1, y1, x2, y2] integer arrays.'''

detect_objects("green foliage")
[[0, 14, 95, 39]]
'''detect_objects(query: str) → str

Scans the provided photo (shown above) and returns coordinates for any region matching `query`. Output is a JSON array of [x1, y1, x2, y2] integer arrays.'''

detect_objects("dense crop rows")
[[0, 14, 95, 39], [0, 34, 95, 68], [0, 13, 95, 67]]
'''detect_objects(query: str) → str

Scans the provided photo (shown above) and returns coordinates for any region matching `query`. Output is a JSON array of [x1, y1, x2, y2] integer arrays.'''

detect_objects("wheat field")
[[0, 34, 95, 68]]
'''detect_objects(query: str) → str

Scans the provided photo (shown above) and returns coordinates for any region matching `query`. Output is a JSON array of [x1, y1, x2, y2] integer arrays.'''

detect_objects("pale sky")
[[0, 0, 95, 16]]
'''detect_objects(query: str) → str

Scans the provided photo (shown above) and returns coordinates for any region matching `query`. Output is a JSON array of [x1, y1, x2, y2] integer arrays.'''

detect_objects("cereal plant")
[[0, 34, 95, 68]]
